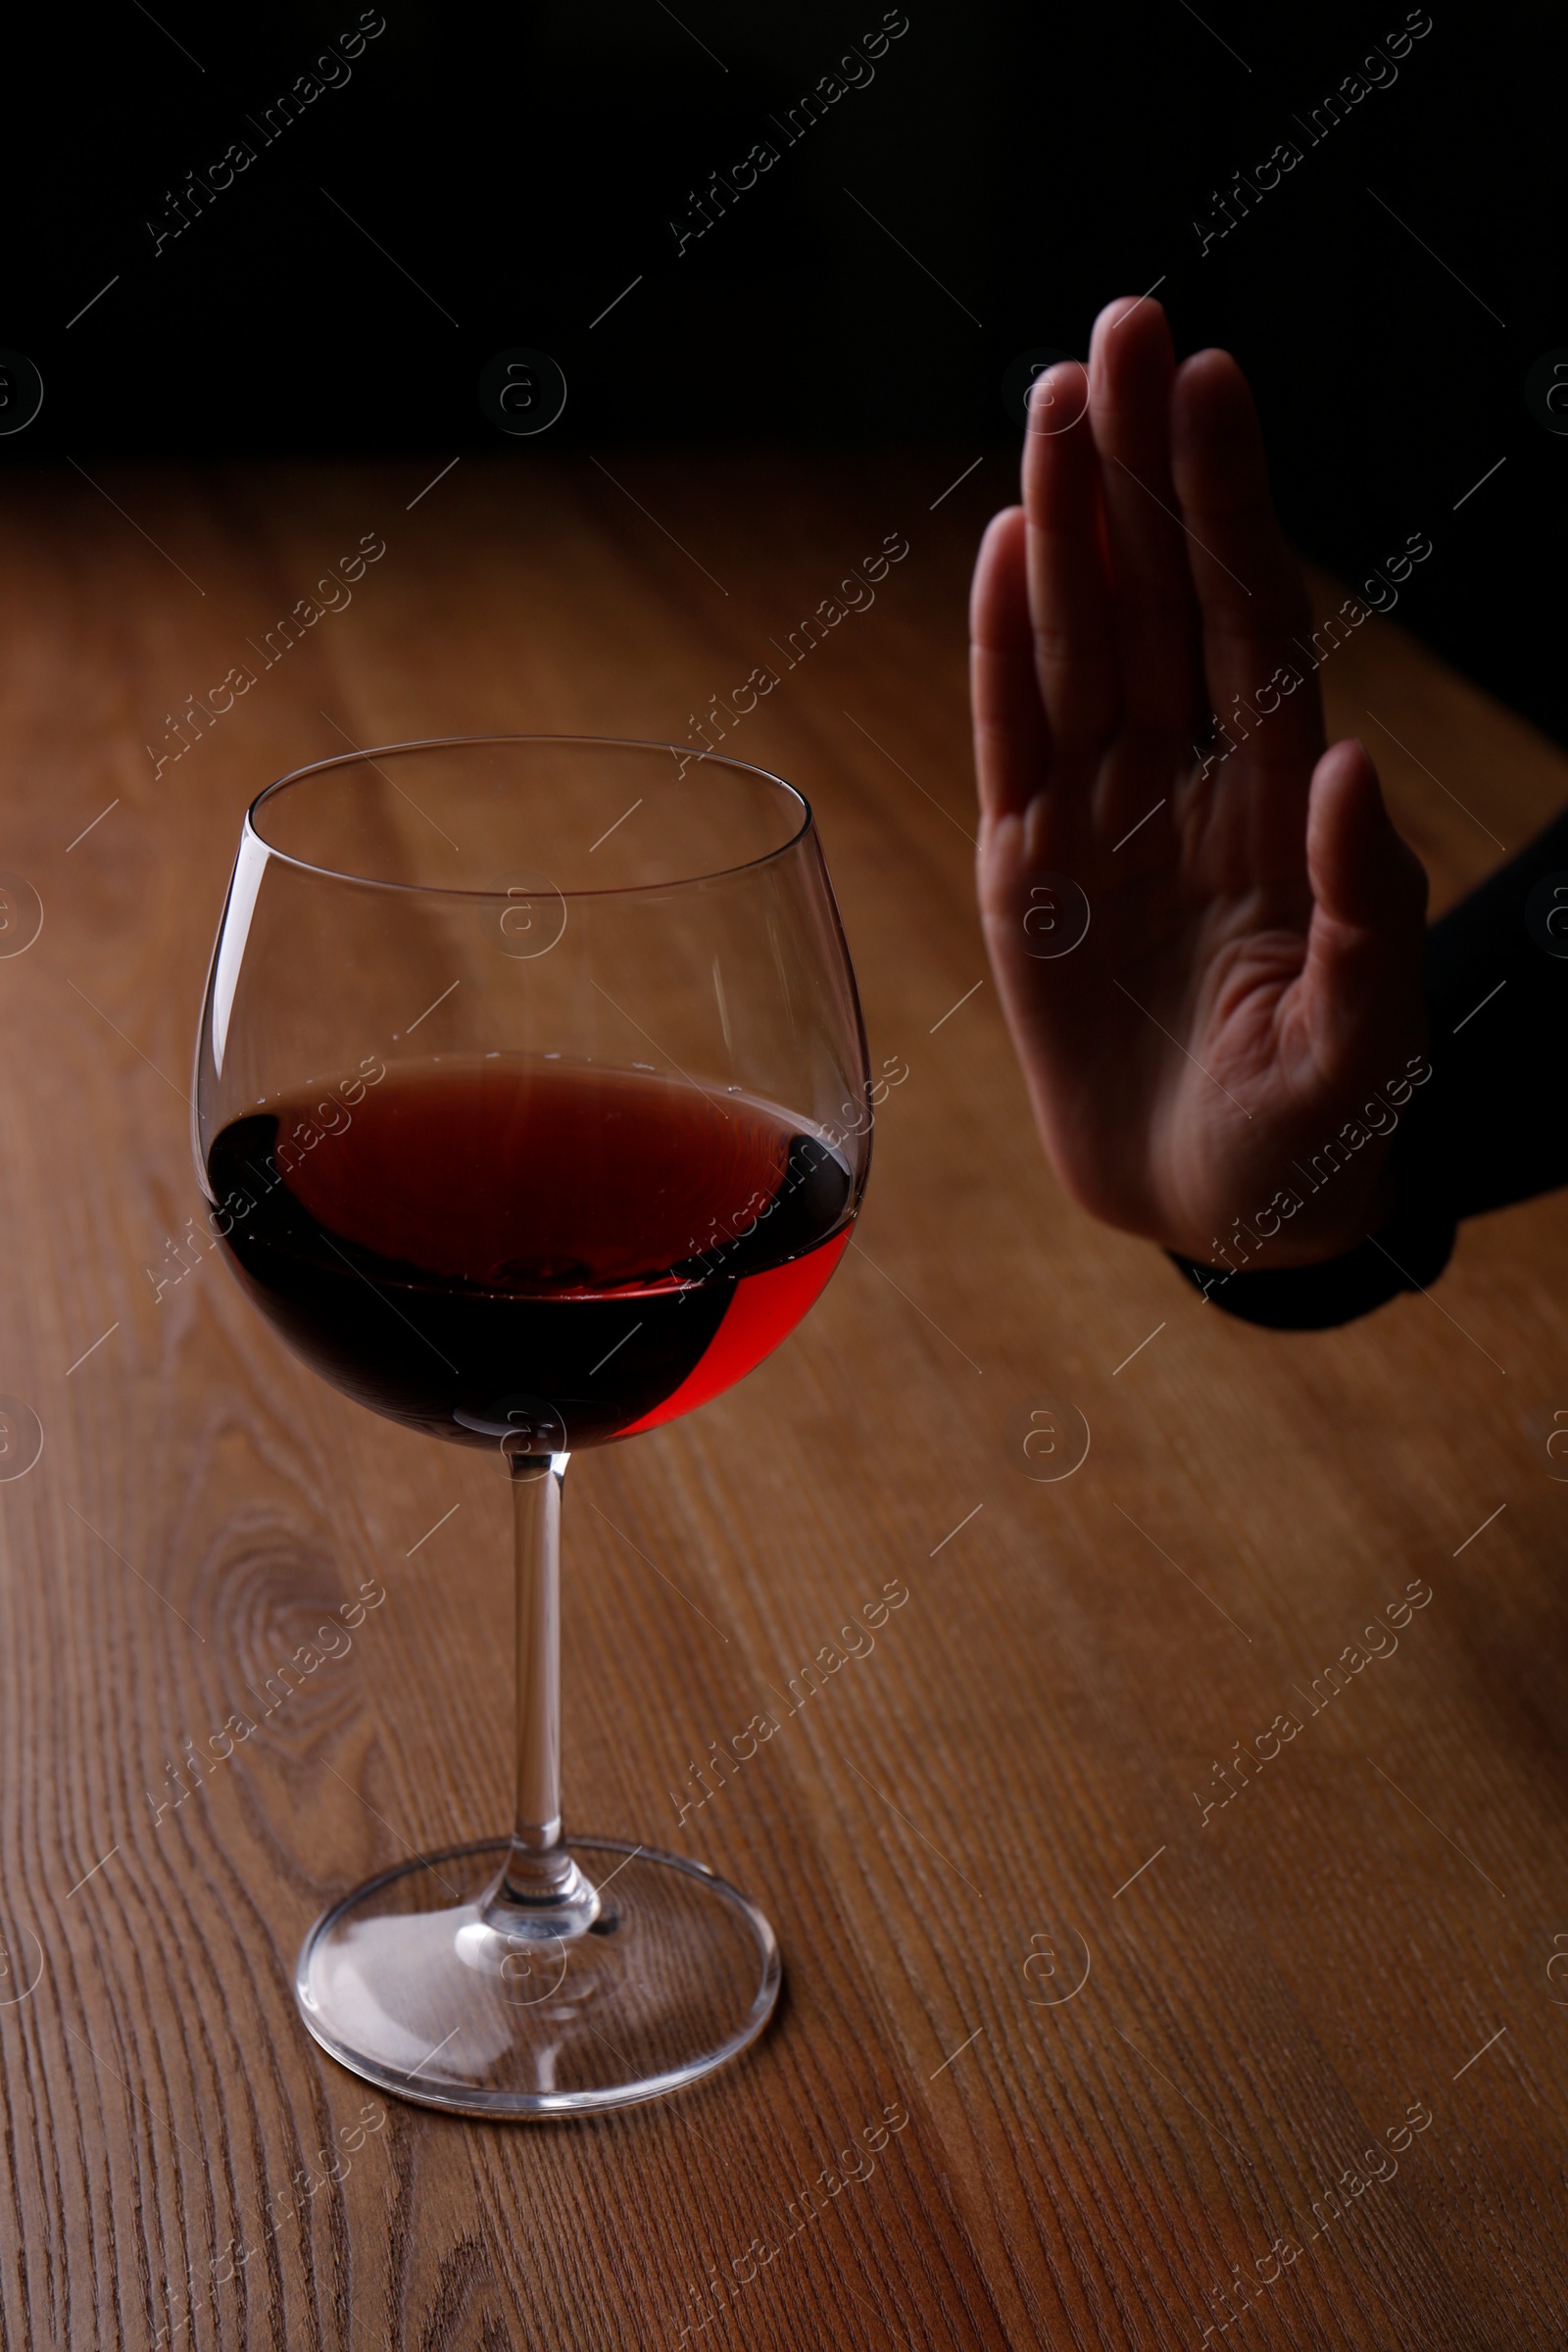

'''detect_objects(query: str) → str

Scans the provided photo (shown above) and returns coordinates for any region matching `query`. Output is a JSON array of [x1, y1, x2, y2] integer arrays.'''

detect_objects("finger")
[[970, 506, 1049, 820], [1301, 738, 1429, 1068], [1020, 362, 1117, 765], [1086, 297, 1203, 735], [1170, 349, 1323, 779]]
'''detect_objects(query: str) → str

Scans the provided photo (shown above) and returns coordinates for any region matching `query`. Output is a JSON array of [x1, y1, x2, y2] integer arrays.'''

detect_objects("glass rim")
[[245, 732, 813, 901]]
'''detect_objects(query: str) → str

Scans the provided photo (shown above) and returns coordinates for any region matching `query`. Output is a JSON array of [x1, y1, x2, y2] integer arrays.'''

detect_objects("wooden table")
[[3, 450, 1566, 2350]]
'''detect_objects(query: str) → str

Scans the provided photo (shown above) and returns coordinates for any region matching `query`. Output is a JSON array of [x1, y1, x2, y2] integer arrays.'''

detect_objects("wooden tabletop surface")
[[3, 450, 1567, 2352]]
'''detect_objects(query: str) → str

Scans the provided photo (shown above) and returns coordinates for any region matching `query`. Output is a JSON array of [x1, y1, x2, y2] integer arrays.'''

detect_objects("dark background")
[[9, 0, 1565, 746]]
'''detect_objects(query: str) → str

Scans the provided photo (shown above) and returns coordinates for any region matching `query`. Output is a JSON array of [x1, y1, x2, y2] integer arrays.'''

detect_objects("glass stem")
[[485, 1445, 601, 1937]]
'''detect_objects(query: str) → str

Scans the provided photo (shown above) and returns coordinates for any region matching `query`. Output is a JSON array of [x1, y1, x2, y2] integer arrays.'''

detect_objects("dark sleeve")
[[1169, 805, 1568, 1329]]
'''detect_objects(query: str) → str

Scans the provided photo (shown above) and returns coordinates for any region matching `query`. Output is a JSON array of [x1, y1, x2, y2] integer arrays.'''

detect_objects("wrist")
[[1168, 1114, 1453, 1330], [1172, 1132, 1401, 1276]]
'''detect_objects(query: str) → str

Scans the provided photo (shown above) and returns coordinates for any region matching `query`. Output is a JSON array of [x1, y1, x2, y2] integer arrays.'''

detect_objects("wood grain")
[[1, 450, 1566, 2350]]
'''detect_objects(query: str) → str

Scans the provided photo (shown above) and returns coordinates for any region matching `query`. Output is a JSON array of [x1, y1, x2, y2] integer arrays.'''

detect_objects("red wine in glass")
[[207, 1056, 854, 1448], [194, 733, 871, 2118]]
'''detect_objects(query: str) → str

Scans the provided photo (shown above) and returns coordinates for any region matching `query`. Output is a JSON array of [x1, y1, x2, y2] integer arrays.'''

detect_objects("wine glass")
[[192, 736, 870, 2118]]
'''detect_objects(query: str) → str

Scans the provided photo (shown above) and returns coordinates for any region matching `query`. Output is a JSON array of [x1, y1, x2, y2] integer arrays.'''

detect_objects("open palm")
[[971, 296, 1430, 1270]]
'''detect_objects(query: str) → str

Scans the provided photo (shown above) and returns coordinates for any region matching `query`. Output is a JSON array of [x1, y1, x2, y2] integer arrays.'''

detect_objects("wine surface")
[[207, 1055, 855, 1448]]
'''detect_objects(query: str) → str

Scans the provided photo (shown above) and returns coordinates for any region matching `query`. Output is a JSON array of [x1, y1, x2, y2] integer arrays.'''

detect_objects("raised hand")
[[970, 295, 1430, 1273]]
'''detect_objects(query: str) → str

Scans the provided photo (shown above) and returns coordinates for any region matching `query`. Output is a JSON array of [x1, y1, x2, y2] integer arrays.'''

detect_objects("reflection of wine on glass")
[[194, 736, 870, 2117]]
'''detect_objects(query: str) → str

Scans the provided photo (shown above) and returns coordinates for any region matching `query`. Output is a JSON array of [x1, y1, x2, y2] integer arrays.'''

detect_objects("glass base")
[[295, 1837, 781, 2118]]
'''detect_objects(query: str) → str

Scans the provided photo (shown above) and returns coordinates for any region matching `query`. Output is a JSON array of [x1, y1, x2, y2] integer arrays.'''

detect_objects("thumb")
[[1306, 738, 1425, 928], [1301, 737, 1428, 1052]]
